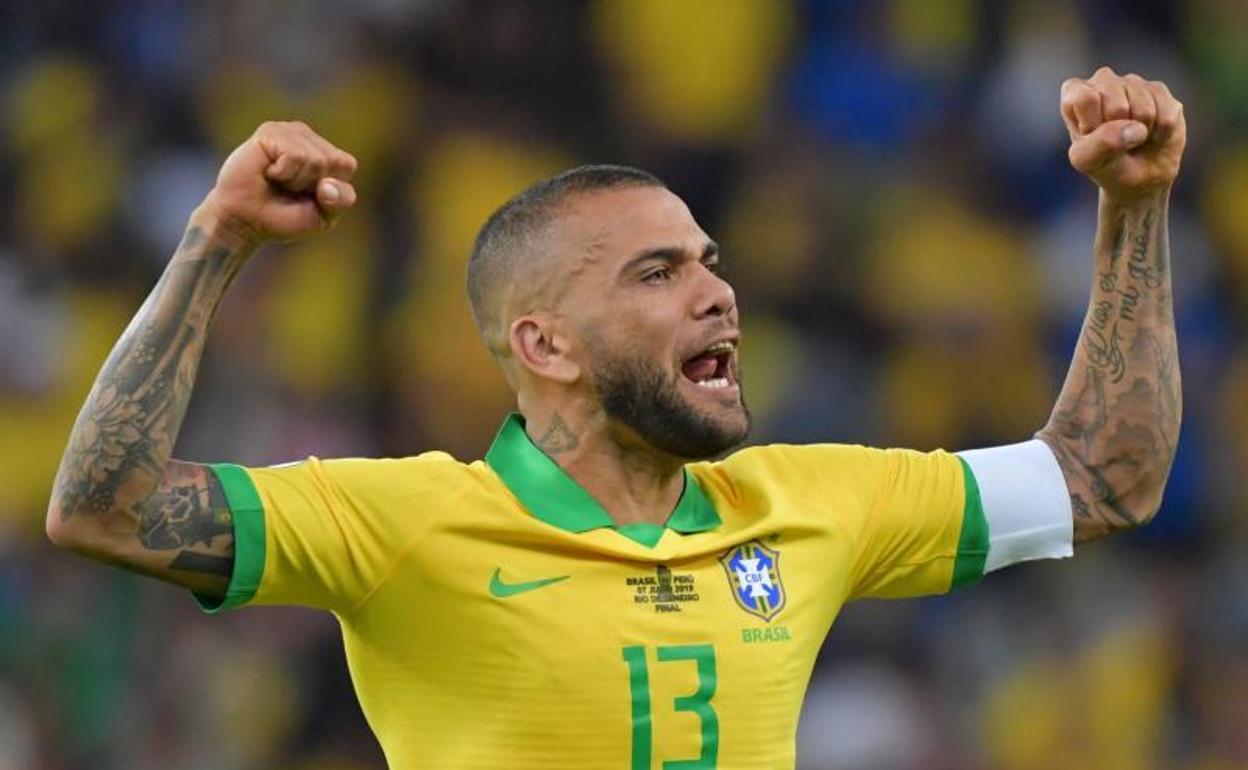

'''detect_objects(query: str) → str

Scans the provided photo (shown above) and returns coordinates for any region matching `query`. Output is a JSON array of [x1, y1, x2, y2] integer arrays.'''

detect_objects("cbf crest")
[[719, 541, 786, 622]]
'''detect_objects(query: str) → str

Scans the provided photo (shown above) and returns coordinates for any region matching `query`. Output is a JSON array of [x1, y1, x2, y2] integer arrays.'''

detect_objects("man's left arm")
[[765, 68, 1185, 596], [1036, 67, 1185, 543]]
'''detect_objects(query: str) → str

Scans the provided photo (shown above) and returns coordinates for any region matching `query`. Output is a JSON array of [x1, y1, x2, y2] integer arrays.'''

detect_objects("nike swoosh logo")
[[489, 568, 570, 598]]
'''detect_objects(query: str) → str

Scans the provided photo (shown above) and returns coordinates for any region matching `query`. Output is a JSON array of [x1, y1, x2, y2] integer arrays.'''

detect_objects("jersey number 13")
[[622, 644, 718, 770]]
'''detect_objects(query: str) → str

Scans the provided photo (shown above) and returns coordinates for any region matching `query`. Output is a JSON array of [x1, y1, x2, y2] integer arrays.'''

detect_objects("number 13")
[[622, 644, 718, 770]]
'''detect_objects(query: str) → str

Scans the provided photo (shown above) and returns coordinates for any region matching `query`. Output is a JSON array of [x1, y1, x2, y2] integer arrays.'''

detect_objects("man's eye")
[[643, 267, 671, 283]]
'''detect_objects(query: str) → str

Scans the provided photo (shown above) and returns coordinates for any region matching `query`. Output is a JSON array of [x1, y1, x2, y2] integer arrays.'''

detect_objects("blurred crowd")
[[1, 1, 1247, 768]]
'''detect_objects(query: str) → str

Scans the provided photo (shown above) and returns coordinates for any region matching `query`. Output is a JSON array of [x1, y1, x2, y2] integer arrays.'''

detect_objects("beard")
[[588, 343, 750, 460]]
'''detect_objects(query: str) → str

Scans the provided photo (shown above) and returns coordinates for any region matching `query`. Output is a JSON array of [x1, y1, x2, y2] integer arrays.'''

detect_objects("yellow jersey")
[[199, 414, 987, 769]]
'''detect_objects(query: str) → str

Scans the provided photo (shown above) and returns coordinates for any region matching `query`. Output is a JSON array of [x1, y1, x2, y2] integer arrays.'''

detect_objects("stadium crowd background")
[[1, 1, 1247, 768]]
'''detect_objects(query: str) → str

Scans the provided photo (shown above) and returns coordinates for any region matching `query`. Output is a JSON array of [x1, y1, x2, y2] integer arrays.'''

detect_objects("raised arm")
[[46, 121, 358, 597], [1036, 68, 1185, 543]]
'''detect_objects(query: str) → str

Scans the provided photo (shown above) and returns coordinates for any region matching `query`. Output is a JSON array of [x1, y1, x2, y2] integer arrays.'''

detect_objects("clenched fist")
[[1061, 67, 1185, 202], [196, 121, 358, 245]]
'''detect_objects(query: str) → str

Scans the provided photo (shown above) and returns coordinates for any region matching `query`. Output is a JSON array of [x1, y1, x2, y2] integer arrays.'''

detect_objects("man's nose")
[[693, 265, 737, 319]]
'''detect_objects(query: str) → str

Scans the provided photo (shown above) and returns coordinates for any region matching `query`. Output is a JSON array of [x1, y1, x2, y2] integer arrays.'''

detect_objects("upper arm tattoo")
[[138, 462, 235, 579]]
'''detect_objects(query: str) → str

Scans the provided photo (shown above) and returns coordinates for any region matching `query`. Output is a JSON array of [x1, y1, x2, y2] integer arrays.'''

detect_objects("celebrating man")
[[47, 67, 1183, 769]]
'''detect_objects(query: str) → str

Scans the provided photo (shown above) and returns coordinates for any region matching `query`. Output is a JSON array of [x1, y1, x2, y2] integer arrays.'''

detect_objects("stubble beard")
[[589, 345, 750, 461]]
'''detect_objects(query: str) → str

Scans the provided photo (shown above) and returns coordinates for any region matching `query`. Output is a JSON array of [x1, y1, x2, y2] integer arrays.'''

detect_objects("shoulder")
[[701, 442, 879, 477], [313, 450, 467, 476], [690, 443, 961, 500], [249, 450, 488, 501], [689, 443, 880, 501]]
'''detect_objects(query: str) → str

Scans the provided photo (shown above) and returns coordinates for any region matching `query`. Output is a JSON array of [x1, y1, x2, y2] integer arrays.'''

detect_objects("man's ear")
[[509, 314, 581, 384]]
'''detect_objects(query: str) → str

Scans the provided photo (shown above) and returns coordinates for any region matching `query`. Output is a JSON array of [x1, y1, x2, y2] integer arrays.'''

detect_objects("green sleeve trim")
[[194, 463, 266, 613], [950, 457, 989, 590]]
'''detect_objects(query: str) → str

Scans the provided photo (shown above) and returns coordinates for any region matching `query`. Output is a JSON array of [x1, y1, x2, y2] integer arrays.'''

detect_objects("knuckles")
[[1060, 77, 1089, 95], [1155, 109, 1181, 133], [255, 119, 302, 136], [249, 121, 356, 178], [1063, 68, 1183, 133], [1061, 79, 1094, 100], [1063, 86, 1099, 112], [1102, 93, 1131, 120]]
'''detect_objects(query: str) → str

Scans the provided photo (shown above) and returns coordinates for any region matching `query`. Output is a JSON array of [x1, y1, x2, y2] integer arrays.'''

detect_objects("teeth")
[[704, 341, 735, 355], [695, 377, 732, 389]]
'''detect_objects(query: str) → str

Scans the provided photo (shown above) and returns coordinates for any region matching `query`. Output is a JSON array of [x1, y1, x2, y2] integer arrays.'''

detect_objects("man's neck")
[[524, 408, 686, 528]]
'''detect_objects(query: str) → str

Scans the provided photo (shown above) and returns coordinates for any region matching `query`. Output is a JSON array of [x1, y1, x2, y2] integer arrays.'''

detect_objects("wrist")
[[1099, 186, 1170, 212], [187, 199, 265, 257]]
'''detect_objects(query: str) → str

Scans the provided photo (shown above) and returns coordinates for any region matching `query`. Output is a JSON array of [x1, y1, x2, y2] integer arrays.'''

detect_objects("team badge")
[[719, 540, 786, 622]]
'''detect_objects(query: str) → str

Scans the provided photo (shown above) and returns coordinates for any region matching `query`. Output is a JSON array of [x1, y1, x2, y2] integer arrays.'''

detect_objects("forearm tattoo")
[[52, 227, 246, 582], [1038, 196, 1181, 542]]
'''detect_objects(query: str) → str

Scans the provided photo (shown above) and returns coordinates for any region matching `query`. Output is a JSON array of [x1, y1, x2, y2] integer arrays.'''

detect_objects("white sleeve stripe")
[[957, 439, 1074, 573]]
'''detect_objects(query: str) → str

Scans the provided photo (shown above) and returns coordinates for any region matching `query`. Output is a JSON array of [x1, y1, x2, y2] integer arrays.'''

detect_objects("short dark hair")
[[466, 164, 666, 360]]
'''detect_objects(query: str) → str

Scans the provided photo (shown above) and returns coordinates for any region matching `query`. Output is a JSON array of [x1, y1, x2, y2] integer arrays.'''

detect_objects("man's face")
[[552, 185, 749, 459]]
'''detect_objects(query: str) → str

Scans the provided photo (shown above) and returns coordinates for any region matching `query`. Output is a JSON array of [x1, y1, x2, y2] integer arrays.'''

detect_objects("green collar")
[[484, 413, 721, 547]]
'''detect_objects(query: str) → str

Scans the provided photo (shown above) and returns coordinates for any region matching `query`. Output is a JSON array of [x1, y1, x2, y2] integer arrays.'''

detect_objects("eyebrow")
[[619, 240, 720, 275]]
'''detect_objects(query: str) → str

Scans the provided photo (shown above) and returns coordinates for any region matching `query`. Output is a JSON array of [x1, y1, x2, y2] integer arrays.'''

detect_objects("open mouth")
[[680, 340, 737, 390]]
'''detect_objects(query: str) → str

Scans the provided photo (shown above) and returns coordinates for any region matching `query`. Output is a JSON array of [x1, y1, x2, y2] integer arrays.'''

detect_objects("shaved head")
[[467, 166, 748, 460], [466, 164, 665, 367]]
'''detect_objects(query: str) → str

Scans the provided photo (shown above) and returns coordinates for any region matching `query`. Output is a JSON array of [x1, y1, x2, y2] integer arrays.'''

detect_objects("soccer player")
[[47, 67, 1183, 769]]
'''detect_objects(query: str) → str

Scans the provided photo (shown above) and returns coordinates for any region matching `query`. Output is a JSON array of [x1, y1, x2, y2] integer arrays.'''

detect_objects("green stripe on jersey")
[[951, 457, 989, 589], [194, 463, 266, 613]]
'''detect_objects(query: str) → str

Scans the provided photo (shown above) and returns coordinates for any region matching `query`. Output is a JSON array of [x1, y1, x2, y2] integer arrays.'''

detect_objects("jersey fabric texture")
[[198, 414, 988, 769]]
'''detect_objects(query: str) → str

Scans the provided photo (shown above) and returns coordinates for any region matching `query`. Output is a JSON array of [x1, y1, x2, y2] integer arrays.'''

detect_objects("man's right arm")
[[46, 121, 358, 600]]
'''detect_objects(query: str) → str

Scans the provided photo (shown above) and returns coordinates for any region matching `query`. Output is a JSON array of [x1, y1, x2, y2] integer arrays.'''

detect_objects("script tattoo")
[[1128, 209, 1162, 289], [1038, 199, 1180, 542], [52, 226, 244, 584], [1085, 299, 1126, 383]]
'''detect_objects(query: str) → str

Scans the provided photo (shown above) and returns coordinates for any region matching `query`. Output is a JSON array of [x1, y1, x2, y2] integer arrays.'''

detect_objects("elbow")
[[45, 503, 83, 552], [1137, 413, 1182, 527], [45, 511, 116, 561], [1038, 428, 1176, 541], [1126, 427, 1180, 529], [46, 494, 136, 563], [46, 473, 80, 550], [1124, 490, 1162, 531], [1096, 457, 1174, 537], [45, 499, 105, 556], [1130, 458, 1176, 529]]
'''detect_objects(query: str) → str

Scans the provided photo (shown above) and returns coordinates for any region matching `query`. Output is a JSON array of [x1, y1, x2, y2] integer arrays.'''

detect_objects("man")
[[47, 67, 1182, 769]]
